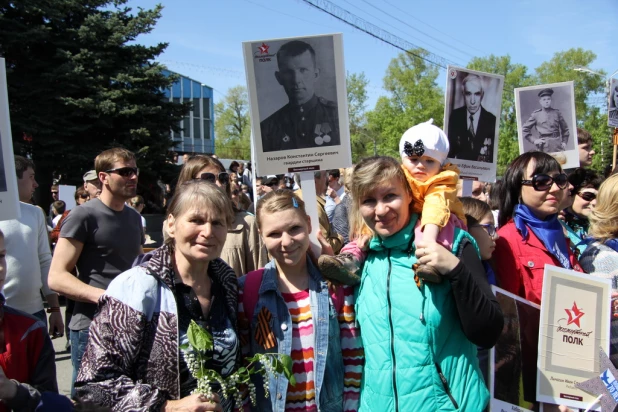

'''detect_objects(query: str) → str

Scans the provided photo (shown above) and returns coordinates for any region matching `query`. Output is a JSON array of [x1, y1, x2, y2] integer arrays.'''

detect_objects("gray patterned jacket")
[[75, 244, 239, 411]]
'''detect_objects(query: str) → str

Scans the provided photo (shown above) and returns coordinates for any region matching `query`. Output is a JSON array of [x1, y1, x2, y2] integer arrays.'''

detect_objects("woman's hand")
[[162, 393, 222, 412], [414, 240, 460, 275]]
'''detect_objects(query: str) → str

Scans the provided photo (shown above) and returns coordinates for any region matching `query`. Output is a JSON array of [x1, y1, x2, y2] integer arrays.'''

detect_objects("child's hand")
[[356, 234, 372, 251]]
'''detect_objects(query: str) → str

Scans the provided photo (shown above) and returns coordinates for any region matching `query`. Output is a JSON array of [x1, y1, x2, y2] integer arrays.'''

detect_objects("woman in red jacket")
[[493, 152, 583, 305]]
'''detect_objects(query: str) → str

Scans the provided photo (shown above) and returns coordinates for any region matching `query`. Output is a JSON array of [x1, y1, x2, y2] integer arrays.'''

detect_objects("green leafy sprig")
[[181, 320, 296, 406]]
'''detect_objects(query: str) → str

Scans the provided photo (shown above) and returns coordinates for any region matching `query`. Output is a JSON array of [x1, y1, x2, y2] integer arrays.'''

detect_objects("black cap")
[[262, 175, 279, 186], [538, 88, 554, 98]]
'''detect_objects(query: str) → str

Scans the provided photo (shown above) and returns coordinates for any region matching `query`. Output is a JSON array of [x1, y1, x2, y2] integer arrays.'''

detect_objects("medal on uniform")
[[314, 124, 324, 145], [321, 123, 331, 143]]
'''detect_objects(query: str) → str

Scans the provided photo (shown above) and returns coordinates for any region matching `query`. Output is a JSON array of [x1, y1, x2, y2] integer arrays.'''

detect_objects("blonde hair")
[[94, 148, 135, 174], [165, 180, 234, 246], [588, 174, 618, 242], [256, 189, 307, 231], [349, 156, 412, 238]]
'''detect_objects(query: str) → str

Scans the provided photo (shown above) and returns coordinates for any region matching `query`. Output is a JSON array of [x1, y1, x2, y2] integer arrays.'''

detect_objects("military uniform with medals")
[[260, 94, 339, 152]]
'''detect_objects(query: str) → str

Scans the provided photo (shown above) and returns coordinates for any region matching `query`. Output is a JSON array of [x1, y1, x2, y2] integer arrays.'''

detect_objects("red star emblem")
[[565, 302, 585, 327], [258, 43, 269, 54]]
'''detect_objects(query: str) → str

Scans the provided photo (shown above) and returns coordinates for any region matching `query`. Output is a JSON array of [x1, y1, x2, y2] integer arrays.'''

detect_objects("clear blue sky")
[[129, 0, 617, 108]]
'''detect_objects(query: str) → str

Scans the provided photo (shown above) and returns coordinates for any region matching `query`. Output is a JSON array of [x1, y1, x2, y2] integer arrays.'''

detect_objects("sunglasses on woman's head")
[[521, 173, 568, 191], [105, 167, 139, 178], [577, 191, 597, 202], [79, 194, 89, 199], [199, 172, 229, 184]]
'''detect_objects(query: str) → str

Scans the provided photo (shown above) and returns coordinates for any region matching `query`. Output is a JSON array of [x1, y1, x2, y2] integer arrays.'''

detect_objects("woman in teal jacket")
[[350, 156, 503, 411]]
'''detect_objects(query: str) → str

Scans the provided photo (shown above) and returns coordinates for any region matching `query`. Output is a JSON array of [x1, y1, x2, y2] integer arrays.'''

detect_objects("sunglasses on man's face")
[[51, 191, 58, 195], [521, 173, 568, 191], [199, 172, 229, 184], [577, 191, 597, 202], [105, 167, 139, 178]]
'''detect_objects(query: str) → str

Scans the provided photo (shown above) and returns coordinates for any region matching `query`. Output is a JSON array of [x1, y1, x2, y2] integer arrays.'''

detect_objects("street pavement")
[[52, 328, 72, 397]]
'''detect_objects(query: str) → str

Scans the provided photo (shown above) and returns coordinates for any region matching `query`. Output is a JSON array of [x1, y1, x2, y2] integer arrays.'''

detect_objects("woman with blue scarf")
[[493, 152, 583, 305]]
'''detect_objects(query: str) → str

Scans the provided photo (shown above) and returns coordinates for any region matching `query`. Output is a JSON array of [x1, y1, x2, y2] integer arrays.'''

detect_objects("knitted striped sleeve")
[[339, 285, 363, 412]]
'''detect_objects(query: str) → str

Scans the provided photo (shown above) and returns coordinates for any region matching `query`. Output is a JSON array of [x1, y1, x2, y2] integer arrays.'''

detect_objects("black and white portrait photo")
[[244, 34, 351, 176], [0, 57, 20, 221], [609, 77, 618, 128], [444, 66, 503, 182], [0, 132, 6, 193], [515, 81, 578, 169], [255, 36, 338, 152]]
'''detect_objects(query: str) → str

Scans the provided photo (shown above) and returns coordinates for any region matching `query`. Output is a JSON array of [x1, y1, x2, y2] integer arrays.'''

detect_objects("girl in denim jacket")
[[238, 190, 362, 412]]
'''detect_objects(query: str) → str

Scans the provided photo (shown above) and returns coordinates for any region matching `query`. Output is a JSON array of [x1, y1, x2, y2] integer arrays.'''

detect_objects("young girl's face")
[[468, 212, 498, 260], [401, 155, 441, 182], [259, 208, 311, 270]]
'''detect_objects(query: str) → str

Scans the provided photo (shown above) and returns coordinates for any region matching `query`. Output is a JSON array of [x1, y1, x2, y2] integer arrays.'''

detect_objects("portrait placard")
[[490, 286, 541, 412], [0, 58, 20, 222], [444, 66, 504, 183], [537, 264, 611, 410], [243, 33, 351, 176], [608, 77, 618, 128], [515, 81, 579, 169]]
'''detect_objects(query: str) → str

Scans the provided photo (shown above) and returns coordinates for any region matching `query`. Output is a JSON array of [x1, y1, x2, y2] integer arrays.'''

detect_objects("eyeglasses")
[[51, 191, 58, 195], [105, 167, 139, 178], [521, 173, 568, 191], [199, 172, 229, 184], [577, 191, 597, 202], [471, 223, 497, 238], [79, 194, 89, 199]]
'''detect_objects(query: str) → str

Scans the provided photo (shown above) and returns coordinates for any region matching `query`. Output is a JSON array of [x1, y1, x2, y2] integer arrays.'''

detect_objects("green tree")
[[534, 48, 605, 117], [467, 55, 536, 176], [214, 85, 251, 159], [366, 49, 443, 158], [346, 72, 372, 162], [581, 107, 612, 172], [0, 0, 188, 206]]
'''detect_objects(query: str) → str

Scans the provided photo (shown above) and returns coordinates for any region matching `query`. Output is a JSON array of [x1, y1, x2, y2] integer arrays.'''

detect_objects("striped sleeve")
[[338, 285, 363, 412]]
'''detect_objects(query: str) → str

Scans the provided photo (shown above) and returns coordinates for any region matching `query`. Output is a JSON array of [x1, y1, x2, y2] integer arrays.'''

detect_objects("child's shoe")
[[413, 263, 442, 284], [318, 253, 361, 286]]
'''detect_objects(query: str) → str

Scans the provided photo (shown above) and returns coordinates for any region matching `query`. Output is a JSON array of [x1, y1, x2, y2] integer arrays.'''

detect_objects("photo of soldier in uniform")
[[254, 37, 339, 153], [609, 78, 618, 128], [515, 82, 578, 169]]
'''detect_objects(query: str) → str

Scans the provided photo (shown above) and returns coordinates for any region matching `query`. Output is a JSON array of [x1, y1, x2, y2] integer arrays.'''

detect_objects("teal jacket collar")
[[369, 213, 419, 252]]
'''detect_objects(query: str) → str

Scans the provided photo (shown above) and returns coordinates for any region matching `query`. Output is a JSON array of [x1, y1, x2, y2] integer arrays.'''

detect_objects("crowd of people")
[[0, 119, 617, 411]]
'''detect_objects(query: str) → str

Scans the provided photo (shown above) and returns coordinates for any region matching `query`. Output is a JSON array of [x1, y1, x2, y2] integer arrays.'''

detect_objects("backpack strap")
[[242, 269, 265, 323]]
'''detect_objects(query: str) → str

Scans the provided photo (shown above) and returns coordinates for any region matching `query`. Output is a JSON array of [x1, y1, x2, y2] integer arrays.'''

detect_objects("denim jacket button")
[[277, 393, 282, 400], [527, 261, 535, 268], [281, 323, 288, 331]]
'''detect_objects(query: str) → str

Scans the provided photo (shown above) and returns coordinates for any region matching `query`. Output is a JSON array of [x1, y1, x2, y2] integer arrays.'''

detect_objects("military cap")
[[83, 170, 98, 182], [538, 88, 554, 98]]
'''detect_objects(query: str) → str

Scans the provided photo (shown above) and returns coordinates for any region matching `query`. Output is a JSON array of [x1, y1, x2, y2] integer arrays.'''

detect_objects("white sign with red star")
[[537, 264, 612, 410]]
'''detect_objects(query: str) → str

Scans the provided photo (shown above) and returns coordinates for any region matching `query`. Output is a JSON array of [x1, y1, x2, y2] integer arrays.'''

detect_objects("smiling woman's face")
[[359, 180, 412, 238], [520, 160, 566, 220]]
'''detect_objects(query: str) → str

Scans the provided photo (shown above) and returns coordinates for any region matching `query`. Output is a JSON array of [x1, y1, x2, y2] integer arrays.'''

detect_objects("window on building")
[[193, 118, 202, 140], [203, 120, 211, 140], [203, 98, 211, 119]]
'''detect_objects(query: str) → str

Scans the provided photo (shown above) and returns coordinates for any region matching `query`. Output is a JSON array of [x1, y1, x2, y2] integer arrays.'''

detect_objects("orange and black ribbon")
[[255, 306, 276, 350]]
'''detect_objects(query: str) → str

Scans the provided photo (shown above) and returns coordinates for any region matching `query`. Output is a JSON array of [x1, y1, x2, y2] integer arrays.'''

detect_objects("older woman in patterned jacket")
[[75, 180, 239, 411]]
